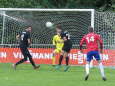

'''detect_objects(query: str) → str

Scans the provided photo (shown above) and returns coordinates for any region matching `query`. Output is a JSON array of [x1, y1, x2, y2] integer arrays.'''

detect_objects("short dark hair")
[[27, 26, 32, 28], [25, 26, 32, 29], [56, 24, 62, 30], [88, 26, 94, 32]]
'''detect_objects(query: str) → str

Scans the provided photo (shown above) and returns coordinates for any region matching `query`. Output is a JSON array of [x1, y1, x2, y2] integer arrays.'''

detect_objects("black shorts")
[[20, 45, 32, 58], [62, 40, 72, 53], [62, 47, 71, 53]]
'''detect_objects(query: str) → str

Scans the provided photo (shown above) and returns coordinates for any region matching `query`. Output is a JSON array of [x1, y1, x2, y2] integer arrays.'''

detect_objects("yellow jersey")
[[52, 35, 64, 49]]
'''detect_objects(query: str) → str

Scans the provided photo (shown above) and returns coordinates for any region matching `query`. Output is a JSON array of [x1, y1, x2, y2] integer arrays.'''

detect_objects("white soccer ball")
[[46, 22, 53, 28]]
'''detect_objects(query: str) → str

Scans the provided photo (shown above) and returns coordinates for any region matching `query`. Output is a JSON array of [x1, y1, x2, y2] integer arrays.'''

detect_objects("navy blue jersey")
[[61, 31, 70, 39], [63, 39, 72, 49], [19, 31, 31, 47]]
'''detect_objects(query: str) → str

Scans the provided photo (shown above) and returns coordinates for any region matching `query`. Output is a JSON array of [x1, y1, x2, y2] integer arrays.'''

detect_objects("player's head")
[[26, 26, 32, 32], [56, 24, 62, 35], [88, 26, 94, 32], [61, 31, 70, 40]]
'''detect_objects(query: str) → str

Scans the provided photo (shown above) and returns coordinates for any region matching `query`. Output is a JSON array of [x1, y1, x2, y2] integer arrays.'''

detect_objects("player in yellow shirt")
[[52, 25, 64, 66]]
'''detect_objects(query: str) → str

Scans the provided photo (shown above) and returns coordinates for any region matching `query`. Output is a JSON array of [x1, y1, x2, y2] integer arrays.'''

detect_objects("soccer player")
[[52, 25, 64, 66], [80, 26, 106, 81], [56, 30, 72, 72], [12, 26, 40, 70]]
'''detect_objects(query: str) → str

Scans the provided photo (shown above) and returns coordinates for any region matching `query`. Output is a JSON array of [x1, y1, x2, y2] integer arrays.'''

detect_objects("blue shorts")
[[87, 51, 101, 62]]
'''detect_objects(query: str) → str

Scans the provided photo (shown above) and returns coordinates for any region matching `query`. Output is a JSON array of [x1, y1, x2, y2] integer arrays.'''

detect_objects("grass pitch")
[[0, 63, 114, 86]]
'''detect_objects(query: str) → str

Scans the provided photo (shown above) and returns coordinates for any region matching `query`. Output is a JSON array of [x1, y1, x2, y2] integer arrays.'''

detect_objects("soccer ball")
[[46, 22, 53, 28]]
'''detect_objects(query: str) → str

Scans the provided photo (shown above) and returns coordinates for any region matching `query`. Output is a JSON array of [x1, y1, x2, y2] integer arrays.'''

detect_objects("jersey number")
[[86, 36, 94, 43], [21, 34, 24, 41]]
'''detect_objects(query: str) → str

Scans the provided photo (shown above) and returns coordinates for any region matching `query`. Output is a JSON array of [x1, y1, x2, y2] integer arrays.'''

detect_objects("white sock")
[[99, 63, 105, 77], [90, 60, 93, 68], [85, 64, 90, 75]]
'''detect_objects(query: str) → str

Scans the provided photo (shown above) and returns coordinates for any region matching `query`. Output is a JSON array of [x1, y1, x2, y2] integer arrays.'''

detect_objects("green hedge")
[[0, 0, 114, 11]]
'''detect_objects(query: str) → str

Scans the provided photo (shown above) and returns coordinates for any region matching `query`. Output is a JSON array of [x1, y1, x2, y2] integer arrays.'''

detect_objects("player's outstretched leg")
[[85, 63, 90, 81], [52, 51, 56, 66], [12, 64, 16, 70], [12, 57, 28, 70], [98, 61, 107, 81], [90, 60, 93, 68], [28, 55, 40, 70], [55, 55, 63, 70], [64, 56, 70, 72], [52, 56, 56, 66]]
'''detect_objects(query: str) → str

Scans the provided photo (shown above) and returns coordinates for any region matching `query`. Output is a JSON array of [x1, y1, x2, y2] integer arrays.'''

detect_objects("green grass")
[[0, 63, 115, 86]]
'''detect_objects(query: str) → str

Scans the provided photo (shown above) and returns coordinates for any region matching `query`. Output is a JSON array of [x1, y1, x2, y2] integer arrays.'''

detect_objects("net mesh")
[[0, 10, 91, 48], [0, 9, 115, 66], [95, 11, 115, 49], [95, 11, 115, 68]]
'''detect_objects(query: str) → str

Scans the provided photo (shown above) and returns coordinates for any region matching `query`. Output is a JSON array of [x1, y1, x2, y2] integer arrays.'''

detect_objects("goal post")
[[0, 8, 115, 67], [0, 8, 95, 47], [0, 8, 96, 65]]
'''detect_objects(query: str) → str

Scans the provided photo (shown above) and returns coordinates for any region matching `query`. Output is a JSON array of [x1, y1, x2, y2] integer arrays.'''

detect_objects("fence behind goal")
[[0, 8, 114, 67]]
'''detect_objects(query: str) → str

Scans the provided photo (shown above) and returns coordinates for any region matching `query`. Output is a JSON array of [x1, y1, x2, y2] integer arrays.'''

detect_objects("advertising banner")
[[0, 48, 114, 66]]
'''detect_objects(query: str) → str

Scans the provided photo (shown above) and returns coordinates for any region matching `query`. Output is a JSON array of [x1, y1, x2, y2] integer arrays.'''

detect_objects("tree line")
[[0, 0, 114, 11]]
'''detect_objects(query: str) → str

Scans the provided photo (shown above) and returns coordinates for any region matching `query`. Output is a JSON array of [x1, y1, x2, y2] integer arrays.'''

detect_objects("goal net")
[[95, 11, 115, 68], [0, 9, 94, 48], [0, 8, 115, 67]]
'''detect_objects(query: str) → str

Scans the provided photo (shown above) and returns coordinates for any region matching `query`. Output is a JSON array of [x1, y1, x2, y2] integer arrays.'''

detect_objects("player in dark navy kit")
[[56, 30, 72, 72], [12, 26, 40, 70]]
